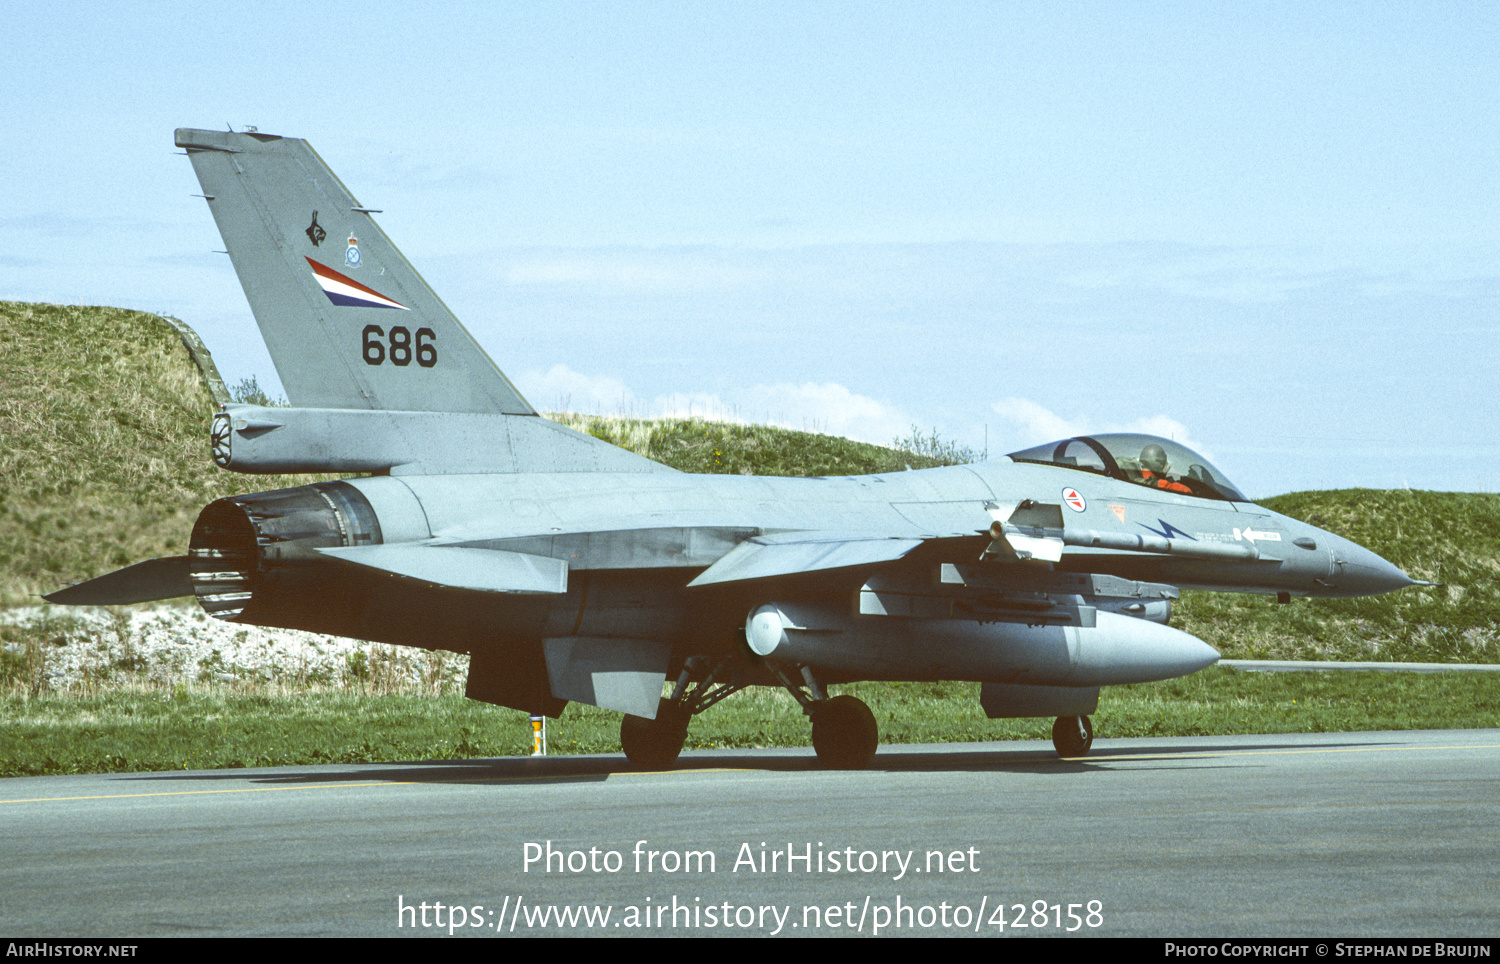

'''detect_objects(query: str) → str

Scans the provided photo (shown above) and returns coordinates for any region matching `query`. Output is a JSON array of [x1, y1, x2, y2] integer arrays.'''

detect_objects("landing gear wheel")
[[1051, 715, 1094, 758], [811, 695, 879, 770], [620, 700, 690, 770]]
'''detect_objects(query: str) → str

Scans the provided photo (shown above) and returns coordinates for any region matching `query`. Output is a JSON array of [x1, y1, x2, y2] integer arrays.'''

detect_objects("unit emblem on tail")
[[305, 211, 326, 246]]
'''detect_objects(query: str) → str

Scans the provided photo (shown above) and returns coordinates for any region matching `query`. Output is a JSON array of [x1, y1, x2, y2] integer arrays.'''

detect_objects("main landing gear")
[[1051, 714, 1094, 758], [766, 661, 878, 770], [810, 694, 879, 770], [619, 699, 691, 770], [617, 658, 880, 771], [619, 657, 742, 771]]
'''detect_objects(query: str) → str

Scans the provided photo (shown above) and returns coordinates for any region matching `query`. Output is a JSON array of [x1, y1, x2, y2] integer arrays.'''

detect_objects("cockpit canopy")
[[1006, 433, 1248, 502]]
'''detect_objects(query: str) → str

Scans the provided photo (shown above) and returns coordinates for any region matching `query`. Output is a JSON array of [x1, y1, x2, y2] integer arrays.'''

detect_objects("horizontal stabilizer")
[[43, 554, 193, 608], [688, 532, 925, 587], [317, 545, 567, 594], [44, 556, 193, 605]]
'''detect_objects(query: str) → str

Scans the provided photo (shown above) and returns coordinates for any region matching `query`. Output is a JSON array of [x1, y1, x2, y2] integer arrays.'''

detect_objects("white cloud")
[[990, 396, 1208, 458], [653, 382, 915, 446], [989, 397, 1087, 444], [738, 382, 913, 445], [655, 392, 746, 423], [515, 366, 916, 447], [515, 364, 638, 413]]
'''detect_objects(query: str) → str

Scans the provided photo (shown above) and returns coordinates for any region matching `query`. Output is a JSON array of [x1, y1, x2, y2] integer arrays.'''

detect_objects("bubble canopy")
[[1006, 433, 1249, 502]]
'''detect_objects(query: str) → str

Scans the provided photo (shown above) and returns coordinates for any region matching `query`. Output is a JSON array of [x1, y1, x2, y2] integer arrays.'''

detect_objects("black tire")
[[1051, 715, 1094, 757], [811, 695, 879, 770], [620, 700, 690, 770]]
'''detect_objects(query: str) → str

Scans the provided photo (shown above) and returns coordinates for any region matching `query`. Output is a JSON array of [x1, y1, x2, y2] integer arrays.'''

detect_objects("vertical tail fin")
[[175, 128, 534, 415]]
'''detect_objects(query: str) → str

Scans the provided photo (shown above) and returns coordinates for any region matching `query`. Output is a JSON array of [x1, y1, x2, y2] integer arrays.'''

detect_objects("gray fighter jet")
[[47, 128, 1424, 768]]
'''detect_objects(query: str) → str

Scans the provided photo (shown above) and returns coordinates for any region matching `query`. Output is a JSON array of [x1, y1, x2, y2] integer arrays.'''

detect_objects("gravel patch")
[[1, 604, 469, 693]]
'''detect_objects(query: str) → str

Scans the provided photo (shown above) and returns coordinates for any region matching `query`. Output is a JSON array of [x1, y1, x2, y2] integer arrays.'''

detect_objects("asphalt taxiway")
[[2, 730, 1495, 937]]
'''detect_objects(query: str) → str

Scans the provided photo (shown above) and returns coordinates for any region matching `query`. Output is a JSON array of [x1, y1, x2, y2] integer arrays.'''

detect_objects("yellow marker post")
[[529, 714, 546, 756]]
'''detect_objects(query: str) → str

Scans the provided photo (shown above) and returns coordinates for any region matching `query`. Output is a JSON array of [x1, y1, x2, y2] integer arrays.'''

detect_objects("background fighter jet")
[[47, 129, 1424, 769]]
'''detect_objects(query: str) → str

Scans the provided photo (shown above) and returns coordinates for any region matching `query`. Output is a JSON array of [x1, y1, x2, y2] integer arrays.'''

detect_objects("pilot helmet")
[[1140, 443, 1170, 476]]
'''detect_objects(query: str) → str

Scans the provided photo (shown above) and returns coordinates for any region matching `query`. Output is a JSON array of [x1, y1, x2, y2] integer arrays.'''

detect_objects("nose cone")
[[1323, 531, 1421, 597]]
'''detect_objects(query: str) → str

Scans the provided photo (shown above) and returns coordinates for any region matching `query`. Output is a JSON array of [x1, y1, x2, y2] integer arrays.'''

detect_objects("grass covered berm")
[[1177, 488, 1500, 665], [1, 302, 1496, 775], [0, 301, 947, 604], [0, 302, 326, 605]]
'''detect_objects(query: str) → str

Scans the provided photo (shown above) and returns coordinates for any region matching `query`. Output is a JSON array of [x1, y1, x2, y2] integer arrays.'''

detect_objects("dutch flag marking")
[[306, 257, 409, 310]]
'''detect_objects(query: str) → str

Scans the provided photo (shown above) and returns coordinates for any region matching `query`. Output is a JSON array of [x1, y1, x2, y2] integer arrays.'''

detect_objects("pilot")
[[1139, 444, 1190, 493]]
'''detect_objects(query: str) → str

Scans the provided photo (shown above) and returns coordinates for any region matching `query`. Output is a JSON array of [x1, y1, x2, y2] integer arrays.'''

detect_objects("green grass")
[[550, 413, 962, 476], [1175, 490, 1500, 664], [0, 302, 332, 604], [3, 670, 1495, 777]]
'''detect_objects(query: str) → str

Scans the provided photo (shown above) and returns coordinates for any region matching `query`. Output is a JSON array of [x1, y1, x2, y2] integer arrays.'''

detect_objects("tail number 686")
[[363, 326, 437, 368]]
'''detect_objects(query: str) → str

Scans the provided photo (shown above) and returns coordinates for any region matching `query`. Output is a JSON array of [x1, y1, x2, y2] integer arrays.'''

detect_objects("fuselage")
[[187, 454, 1414, 683], [351, 458, 1411, 598]]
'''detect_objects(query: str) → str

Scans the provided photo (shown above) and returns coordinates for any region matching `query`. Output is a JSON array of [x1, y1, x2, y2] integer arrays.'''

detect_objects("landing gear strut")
[[617, 658, 882, 771], [1051, 714, 1094, 757], [619, 658, 748, 771], [767, 662, 879, 770]]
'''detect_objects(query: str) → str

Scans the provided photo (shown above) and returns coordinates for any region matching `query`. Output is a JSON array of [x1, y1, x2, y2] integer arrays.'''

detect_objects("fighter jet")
[[46, 128, 1424, 768]]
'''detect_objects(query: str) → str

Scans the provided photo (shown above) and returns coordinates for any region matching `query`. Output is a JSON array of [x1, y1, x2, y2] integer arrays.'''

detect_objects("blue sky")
[[4, 1, 1497, 496]]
